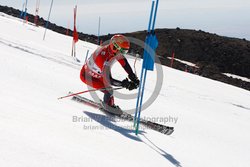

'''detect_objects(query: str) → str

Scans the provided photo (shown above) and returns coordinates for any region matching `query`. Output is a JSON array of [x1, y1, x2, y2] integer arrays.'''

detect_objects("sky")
[[1, 0, 250, 40]]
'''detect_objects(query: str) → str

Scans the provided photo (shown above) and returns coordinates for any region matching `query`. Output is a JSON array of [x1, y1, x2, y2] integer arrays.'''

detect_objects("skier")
[[80, 34, 140, 111]]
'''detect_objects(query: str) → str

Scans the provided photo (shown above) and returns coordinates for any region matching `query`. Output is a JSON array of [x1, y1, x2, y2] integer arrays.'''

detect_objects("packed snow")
[[223, 73, 250, 83], [1, 13, 250, 167], [167, 57, 198, 68]]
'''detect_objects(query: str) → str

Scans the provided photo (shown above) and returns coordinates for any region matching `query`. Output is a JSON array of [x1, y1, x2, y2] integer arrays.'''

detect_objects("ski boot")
[[101, 101, 123, 115]]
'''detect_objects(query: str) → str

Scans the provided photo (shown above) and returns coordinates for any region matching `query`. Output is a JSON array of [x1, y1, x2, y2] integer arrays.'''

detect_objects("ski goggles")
[[113, 42, 129, 54]]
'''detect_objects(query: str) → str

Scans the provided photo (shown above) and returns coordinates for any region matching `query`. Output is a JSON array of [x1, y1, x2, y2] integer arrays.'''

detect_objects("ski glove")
[[128, 73, 140, 87], [127, 82, 139, 90], [121, 78, 138, 90], [121, 78, 130, 89]]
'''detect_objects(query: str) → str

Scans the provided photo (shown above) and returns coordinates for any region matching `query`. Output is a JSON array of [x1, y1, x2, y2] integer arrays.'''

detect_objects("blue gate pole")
[[43, 0, 54, 40], [20, 2, 25, 19], [134, 59, 147, 127], [134, 0, 159, 135], [135, 68, 148, 135], [23, 0, 28, 20], [134, 0, 155, 127], [152, 0, 159, 30]]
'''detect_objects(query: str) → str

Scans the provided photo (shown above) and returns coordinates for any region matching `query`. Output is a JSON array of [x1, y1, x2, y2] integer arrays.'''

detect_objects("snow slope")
[[1, 13, 250, 167], [223, 73, 250, 83]]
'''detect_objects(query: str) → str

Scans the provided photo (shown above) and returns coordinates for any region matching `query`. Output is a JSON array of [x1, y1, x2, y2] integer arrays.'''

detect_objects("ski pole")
[[58, 87, 123, 100]]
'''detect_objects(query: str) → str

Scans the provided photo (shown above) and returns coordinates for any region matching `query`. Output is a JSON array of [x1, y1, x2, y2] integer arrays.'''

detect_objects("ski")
[[70, 92, 174, 135]]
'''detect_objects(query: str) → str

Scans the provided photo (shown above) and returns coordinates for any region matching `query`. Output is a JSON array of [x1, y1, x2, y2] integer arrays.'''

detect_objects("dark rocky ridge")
[[1, 5, 250, 91]]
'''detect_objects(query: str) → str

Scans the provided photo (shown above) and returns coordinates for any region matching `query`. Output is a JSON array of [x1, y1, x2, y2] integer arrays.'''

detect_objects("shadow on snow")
[[141, 134, 182, 167], [83, 111, 142, 141], [83, 111, 181, 166]]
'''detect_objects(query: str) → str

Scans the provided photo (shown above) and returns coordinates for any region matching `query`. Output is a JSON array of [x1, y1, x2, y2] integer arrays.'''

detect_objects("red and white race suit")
[[80, 44, 133, 90]]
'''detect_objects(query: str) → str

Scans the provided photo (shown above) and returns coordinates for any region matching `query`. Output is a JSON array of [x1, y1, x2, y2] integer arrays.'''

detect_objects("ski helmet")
[[110, 34, 130, 54]]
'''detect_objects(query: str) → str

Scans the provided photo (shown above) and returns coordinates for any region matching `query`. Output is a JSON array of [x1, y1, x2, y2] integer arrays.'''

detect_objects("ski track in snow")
[[0, 37, 81, 70]]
